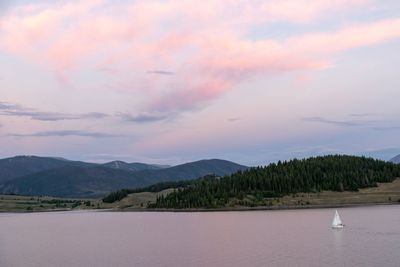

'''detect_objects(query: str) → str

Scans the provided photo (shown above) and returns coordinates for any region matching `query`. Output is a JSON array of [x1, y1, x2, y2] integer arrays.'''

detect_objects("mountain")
[[149, 155, 400, 209], [134, 159, 247, 183], [0, 157, 248, 198], [102, 161, 167, 171], [0, 166, 149, 198], [0, 155, 95, 183], [150, 164, 171, 169], [390, 154, 400, 164]]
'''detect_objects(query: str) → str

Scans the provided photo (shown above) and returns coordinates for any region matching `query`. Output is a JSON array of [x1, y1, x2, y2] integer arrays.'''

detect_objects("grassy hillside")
[[0, 194, 100, 212], [277, 179, 400, 207], [149, 155, 400, 209], [101, 178, 400, 210], [101, 189, 175, 210]]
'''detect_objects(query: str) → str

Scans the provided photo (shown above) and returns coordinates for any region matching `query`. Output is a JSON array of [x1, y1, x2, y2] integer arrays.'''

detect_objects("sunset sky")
[[1, 0, 400, 166]]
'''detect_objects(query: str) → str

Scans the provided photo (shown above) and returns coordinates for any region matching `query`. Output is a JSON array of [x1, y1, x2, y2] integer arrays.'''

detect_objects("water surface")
[[1, 205, 399, 267]]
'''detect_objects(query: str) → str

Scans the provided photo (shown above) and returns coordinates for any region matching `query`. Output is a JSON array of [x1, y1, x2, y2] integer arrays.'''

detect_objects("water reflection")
[[332, 228, 343, 251], [0, 206, 399, 267]]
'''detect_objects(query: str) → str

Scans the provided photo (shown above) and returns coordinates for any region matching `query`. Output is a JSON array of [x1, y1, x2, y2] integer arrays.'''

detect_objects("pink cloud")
[[150, 78, 233, 113], [0, 0, 398, 117], [257, 0, 370, 23], [289, 18, 400, 54]]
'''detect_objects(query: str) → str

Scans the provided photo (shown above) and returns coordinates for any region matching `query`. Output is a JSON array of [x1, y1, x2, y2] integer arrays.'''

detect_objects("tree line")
[[149, 155, 400, 209]]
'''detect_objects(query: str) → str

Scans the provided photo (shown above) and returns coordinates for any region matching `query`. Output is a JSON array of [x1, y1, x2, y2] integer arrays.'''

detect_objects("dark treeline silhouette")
[[102, 180, 195, 203], [150, 155, 400, 209]]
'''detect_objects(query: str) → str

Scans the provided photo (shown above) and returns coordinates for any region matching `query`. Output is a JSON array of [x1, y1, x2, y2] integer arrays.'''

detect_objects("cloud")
[[1, 0, 400, 117], [147, 70, 175, 75], [302, 116, 362, 127], [349, 113, 379, 117], [0, 101, 21, 110], [255, 0, 369, 23], [8, 130, 122, 138], [144, 18, 400, 113], [1, 101, 171, 124], [290, 18, 400, 55], [1, 111, 108, 121], [371, 126, 400, 131], [118, 112, 169, 123], [303, 115, 400, 131], [228, 117, 241, 122], [0, 101, 108, 121]]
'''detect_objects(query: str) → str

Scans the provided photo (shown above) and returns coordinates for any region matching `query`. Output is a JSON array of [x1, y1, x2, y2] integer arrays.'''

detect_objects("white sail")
[[332, 210, 344, 228]]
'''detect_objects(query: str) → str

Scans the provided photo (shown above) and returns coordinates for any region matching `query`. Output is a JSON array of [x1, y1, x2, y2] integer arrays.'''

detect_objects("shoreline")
[[2, 201, 399, 214], [109, 201, 400, 213], [0, 208, 108, 214]]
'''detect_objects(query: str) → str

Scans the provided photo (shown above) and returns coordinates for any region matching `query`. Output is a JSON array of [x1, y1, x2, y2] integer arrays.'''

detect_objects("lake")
[[1, 205, 399, 267]]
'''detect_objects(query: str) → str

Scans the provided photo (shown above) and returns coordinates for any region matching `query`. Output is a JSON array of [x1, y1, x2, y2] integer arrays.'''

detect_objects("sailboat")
[[331, 209, 344, 229]]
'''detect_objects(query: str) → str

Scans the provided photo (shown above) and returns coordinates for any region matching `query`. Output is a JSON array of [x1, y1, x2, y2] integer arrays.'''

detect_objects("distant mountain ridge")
[[0, 156, 248, 198], [390, 154, 400, 164], [102, 160, 170, 171], [0, 155, 95, 183]]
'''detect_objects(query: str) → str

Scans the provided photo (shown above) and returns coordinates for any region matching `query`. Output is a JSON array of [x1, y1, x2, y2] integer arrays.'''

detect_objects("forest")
[[149, 155, 400, 209]]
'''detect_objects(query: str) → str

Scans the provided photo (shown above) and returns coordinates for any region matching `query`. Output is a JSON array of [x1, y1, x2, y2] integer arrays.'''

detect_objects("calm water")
[[1, 205, 400, 267]]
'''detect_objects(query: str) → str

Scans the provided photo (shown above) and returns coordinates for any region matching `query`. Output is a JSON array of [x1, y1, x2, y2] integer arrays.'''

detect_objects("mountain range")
[[390, 154, 400, 164], [0, 156, 248, 198]]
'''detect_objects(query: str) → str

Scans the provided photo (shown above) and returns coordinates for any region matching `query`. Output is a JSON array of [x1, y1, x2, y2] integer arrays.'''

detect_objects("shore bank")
[[116, 201, 400, 212], [2, 201, 399, 213]]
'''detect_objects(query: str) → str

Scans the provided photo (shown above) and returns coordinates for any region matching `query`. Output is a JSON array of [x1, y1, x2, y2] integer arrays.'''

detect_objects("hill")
[[0, 156, 94, 183], [101, 178, 400, 210], [390, 154, 400, 164], [149, 155, 400, 209], [0, 158, 248, 198], [0, 166, 149, 198]]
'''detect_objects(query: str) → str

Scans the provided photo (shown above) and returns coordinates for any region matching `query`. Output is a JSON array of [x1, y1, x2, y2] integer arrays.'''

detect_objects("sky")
[[1, 0, 400, 166]]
